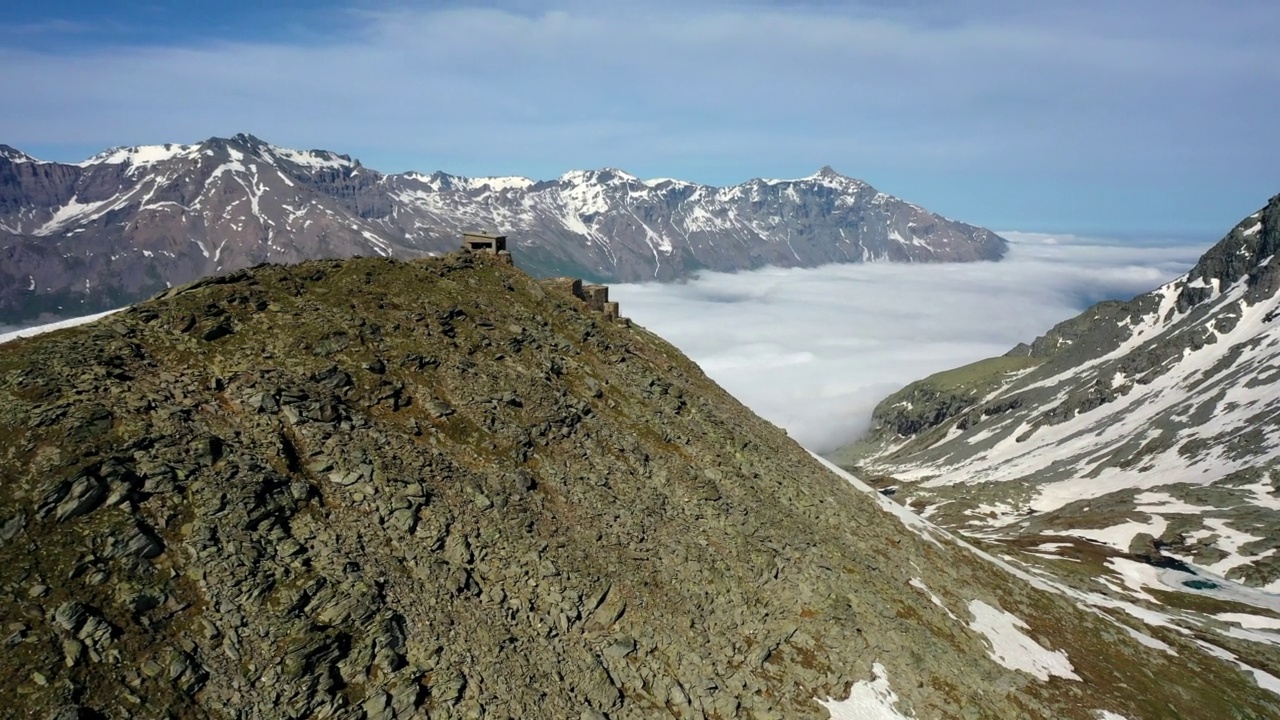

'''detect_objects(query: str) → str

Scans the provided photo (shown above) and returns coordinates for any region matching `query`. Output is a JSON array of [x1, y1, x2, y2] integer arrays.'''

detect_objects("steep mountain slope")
[[833, 195, 1280, 670], [0, 134, 1005, 325], [0, 253, 1273, 718]]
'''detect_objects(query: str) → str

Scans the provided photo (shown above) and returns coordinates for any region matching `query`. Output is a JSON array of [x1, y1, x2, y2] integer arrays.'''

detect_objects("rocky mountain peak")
[[557, 167, 640, 186], [1175, 192, 1280, 313], [209, 134, 360, 172], [810, 165, 844, 180], [0, 144, 37, 163], [803, 166, 870, 191], [229, 131, 268, 149]]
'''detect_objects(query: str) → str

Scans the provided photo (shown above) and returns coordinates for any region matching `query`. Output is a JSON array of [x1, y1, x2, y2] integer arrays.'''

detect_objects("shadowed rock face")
[[0, 134, 1005, 325], [0, 253, 1272, 719]]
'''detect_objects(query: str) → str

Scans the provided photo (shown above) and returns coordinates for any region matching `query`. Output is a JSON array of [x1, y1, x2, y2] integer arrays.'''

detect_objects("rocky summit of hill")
[[0, 133, 1005, 325], [0, 251, 1274, 719]]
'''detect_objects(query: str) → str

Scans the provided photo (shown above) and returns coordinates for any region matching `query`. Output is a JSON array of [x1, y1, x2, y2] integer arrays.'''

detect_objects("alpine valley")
[[0, 134, 1005, 326], [834, 194, 1280, 704]]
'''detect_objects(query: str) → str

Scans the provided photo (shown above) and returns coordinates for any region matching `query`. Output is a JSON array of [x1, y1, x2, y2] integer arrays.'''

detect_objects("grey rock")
[[53, 602, 88, 633], [1128, 532, 1159, 558], [0, 514, 25, 542], [361, 689, 392, 720], [425, 399, 456, 419], [434, 671, 466, 706], [202, 322, 233, 342], [602, 636, 635, 659], [50, 473, 108, 522], [328, 470, 362, 487], [110, 524, 165, 559], [582, 657, 621, 710]]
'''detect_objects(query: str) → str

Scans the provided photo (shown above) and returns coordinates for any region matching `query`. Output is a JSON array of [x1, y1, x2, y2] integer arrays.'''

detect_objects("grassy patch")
[[910, 355, 1043, 394]]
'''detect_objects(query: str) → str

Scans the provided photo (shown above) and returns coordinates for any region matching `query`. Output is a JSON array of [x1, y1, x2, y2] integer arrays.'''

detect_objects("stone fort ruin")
[[541, 277, 626, 325], [457, 232, 626, 324]]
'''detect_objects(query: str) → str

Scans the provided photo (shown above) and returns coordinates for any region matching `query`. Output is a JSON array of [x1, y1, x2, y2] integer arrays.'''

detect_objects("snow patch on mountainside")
[[967, 600, 1081, 681], [81, 143, 199, 168], [32, 196, 114, 236], [462, 176, 536, 192], [1217, 613, 1280, 630], [269, 146, 354, 170], [0, 309, 125, 345], [818, 663, 913, 720], [642, 177, 694, 188]]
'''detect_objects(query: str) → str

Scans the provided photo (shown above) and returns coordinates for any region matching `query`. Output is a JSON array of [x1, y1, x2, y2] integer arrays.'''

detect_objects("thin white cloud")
[[611, 234, 1207, 452]]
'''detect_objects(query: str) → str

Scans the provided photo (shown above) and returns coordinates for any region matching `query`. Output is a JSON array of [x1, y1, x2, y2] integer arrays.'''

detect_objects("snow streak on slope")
[[966, 600, 1081, 681], [0, 309, 124, 345], [818, 663, 914, 720]]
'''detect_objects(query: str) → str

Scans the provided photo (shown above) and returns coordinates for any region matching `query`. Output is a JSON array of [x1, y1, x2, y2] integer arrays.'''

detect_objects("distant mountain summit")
[[0, 133, 1006, 324], [0, 145, 38, 163]]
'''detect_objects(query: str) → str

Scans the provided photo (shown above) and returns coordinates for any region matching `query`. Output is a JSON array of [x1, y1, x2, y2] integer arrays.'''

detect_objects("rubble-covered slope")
[[0, 254, 1272, 719]]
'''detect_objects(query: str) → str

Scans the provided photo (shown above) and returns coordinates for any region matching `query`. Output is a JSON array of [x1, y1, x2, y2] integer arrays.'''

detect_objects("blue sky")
[[3, 0, 1278, 236]]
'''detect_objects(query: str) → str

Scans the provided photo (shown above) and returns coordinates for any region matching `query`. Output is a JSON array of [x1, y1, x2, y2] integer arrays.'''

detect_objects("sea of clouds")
[[611, 232, 1207, 453]]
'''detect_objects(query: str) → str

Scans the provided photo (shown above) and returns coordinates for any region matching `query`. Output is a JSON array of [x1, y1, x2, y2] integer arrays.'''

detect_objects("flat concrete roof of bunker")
[[462, 232, 507, 252]]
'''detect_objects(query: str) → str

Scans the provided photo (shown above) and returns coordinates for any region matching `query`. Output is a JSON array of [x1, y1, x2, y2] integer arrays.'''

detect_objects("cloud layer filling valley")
[[611, 234, 1206, 453]]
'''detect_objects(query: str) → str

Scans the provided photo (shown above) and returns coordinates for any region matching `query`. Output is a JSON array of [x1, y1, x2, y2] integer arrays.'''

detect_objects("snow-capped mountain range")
[[836, 193, 1280, 591], [0, 133, 1005, 324]]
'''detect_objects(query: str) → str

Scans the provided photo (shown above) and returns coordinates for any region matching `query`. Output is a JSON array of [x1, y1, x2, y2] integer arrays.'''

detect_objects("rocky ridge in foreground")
[[0, 252, 1272, 718]]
